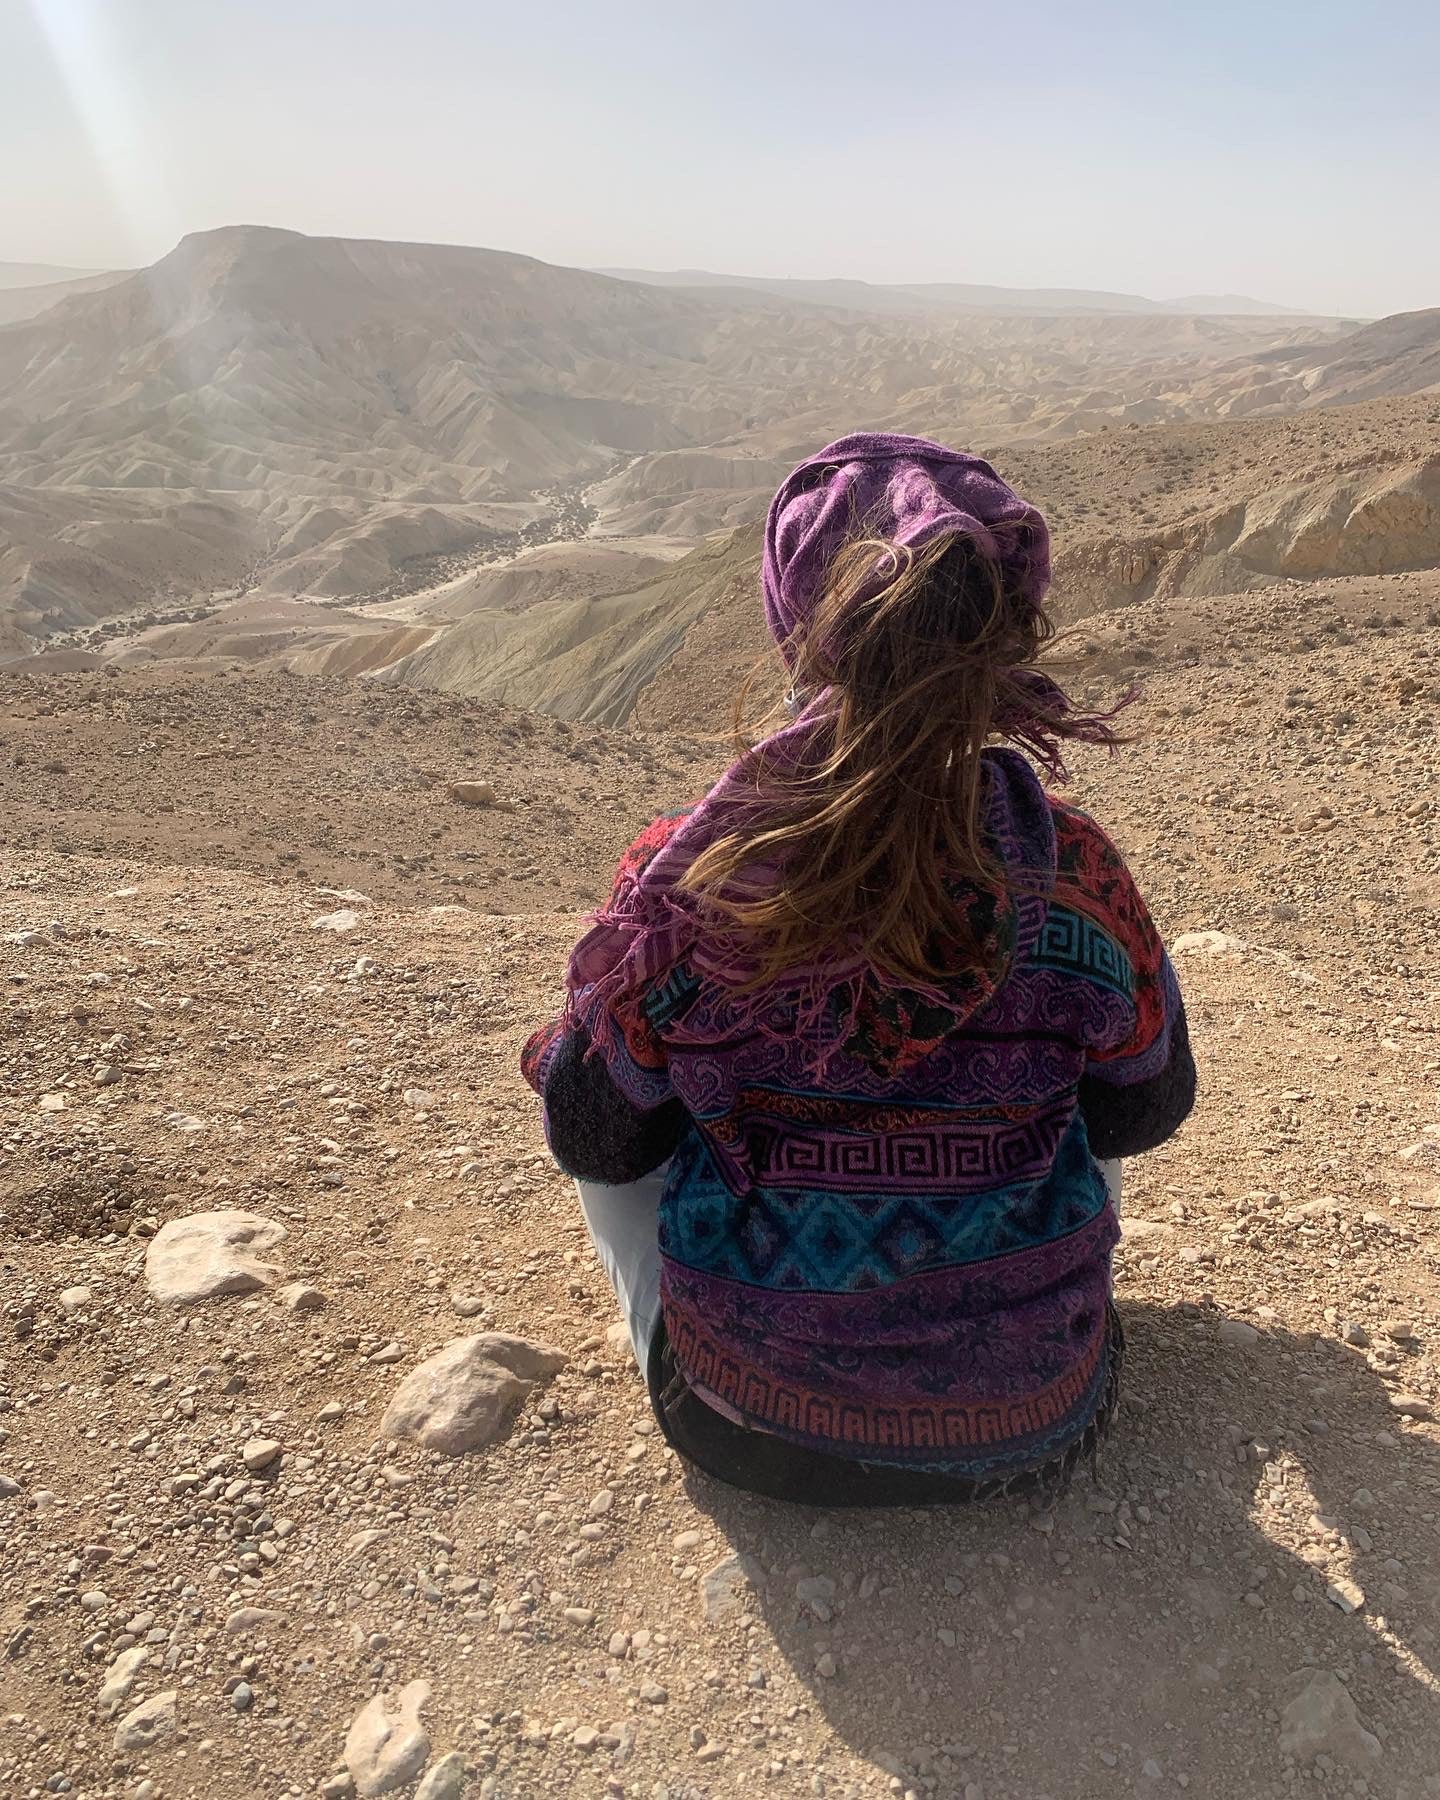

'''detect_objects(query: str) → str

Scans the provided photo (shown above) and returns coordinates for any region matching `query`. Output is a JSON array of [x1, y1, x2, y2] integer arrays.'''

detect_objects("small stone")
[[815, 1652, 837, 1678], [402, 1088, 437, 1111], [450, 1295, 487, 1318], [1171, 930, 1245, 957], [243, 1437, 282, 1472], [701, 1554, 755, 1624], [97, 1645, 150, 1718], [278, 1282, 325, 1313], [79, 1590, 109, 1613], [1380, 1319, 1416, 1342], [1339, 1322, 1370, 1347], [448, 780, 500, 808], [573, 1727, 600, 1752], [312, 909, 361, 933], [604, 1321, 635, 1364], [415, 1753, 467, 1800], [113, 1690, 177, 1753], [380, 1334, 567, 1456], [39, 1093, 66, 1112], [231, 1681, 254, 1712], [1326, 1578, 1365, 1614], [1218, 1319, 1260, 1349], [345, 1680, 431, 1796], [1388, 1393, 1432, 1420], [320, 1777, 356, 1800], [795, 1575, 836, 1619], [225, 1607, 287, 1635], [587, 1489, 615, 1519], [640, 1683, 668, 1705], [563, 1607, 596, 1626], [1279, 1670, 1381, 1768], [673, 1530, 703, 1551], [59, 1285, 92, 1315]]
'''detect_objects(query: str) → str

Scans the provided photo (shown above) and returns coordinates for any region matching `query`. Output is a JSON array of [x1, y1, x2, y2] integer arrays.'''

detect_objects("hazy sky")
[[5, 0, 1438, 316]]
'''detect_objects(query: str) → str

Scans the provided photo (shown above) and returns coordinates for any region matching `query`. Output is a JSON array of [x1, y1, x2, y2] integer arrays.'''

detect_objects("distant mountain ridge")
[[597, 267, 1310, 318], [0, 259, 109, 289], [2, 224, 1432, 669]]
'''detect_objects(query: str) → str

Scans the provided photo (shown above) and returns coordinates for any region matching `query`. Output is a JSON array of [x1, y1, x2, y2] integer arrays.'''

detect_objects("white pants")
[[577, 1159, 1123, 1378]]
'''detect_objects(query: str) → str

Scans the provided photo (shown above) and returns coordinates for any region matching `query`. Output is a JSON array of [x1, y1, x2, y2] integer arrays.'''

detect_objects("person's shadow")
[[682, 1298, 1440, 1797]]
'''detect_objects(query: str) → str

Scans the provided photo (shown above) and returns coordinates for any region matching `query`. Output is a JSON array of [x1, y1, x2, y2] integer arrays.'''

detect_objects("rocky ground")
[[0, 568, 1438, 1800]]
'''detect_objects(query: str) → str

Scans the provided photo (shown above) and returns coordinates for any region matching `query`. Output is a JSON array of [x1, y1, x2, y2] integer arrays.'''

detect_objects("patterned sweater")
[[522, 750, 1195, 1482]]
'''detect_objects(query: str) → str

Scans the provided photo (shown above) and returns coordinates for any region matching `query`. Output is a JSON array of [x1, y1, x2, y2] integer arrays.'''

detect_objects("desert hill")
[[370, 525, 765, 726], [51, 389, 1440, 733], [352, 393, 1440, 730], [1, 556, 1438, 1795], [1245, 307, 1440, 409], [0, 227, 1354, 662]]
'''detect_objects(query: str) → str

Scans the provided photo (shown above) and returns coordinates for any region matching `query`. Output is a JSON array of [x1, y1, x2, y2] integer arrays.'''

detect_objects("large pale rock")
[[97, 1644, 150, 1718], [113, 1689, 177, 1752], [1279, 1670, 1381, 1768], [145, 1211, 286, 1304], [345, 1680, 432, 1796], [380, 1334, 566, 1455]]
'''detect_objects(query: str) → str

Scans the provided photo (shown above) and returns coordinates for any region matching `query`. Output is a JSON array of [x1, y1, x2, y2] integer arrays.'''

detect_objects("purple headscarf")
[[564, 433, 1055, 1046], [762, 432, 1049, 652]]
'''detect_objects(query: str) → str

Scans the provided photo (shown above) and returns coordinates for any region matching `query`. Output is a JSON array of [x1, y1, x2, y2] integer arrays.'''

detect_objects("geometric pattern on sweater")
[[660, 1202, 1121, 1471], [665, 1290, 1112, 1472], [1031, 905, 1134, 998], [659, 1114, 1107, 1291]]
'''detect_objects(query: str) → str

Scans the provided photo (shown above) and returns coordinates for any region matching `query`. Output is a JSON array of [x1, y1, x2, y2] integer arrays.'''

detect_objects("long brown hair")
[[679, 529, 1122, 991]]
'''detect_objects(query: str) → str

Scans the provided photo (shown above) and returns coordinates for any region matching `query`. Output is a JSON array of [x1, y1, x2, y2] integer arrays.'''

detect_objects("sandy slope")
[[0, 560, 1437, 1798]]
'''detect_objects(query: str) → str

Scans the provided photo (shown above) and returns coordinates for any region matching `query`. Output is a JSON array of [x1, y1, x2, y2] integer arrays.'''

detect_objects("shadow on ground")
[[684, 1300, 1440, 1799]]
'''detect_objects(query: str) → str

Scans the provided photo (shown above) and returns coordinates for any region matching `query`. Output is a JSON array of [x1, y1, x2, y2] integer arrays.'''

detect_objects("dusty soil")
[[0, 670, 711, 913], [1, 565, 1438, 1800]]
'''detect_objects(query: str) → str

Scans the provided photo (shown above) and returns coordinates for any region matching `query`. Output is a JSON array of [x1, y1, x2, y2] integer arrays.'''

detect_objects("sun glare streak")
[[25, 0, 180, 268]]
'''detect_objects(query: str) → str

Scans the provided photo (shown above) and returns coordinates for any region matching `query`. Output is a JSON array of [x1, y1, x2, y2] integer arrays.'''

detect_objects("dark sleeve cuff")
[[538, 1023, 688, 1184], [1079, 1004, 1197, 1159]]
